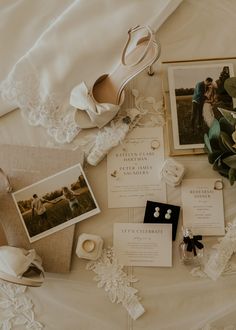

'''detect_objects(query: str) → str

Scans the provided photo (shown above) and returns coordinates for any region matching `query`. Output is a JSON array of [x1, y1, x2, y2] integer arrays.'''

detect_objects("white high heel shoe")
[[70, 25, 161, 129]]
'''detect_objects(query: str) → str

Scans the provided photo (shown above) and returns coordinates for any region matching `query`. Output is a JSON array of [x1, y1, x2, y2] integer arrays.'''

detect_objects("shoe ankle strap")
[[121, 25, 154, 67]]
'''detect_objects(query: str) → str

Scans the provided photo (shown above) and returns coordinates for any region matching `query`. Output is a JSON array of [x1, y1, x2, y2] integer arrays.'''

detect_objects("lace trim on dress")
[[0, 281, 43, 329], [86, 247, 145, 320], [0, 59, 81, 143]]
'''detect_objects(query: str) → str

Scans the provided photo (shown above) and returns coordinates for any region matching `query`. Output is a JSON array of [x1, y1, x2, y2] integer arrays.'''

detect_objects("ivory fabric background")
[[1, 0, 236, 329]]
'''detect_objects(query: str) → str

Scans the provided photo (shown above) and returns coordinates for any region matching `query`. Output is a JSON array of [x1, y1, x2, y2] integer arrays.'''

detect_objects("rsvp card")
[[181, 178, 225, 236], [113, 223, 172, 267]]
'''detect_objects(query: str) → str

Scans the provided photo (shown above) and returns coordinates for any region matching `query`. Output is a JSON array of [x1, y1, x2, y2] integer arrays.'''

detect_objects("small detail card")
[[181, 178, 225, 236], [107, 127, 166, 208], [113, 223, 172, 267]]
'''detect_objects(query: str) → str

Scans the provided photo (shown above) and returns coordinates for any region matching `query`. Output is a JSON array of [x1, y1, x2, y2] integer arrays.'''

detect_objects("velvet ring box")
[[143, 200, 180, 241]]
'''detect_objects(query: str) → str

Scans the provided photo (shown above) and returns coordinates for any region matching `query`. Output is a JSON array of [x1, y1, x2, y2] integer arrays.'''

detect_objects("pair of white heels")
[[70, 25, 161, 129]]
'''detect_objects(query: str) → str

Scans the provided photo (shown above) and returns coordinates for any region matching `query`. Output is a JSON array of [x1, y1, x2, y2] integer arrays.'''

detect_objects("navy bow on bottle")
[[183, 235, 204, 256]]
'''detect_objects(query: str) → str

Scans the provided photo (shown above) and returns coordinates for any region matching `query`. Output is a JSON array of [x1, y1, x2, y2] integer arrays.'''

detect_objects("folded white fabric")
[[0, 0, 182, 143]]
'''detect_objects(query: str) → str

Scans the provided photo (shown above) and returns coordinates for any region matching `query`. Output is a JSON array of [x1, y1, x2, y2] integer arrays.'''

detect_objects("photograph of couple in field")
[[12, 164, 100, 242], [168, 63, 234, 150]]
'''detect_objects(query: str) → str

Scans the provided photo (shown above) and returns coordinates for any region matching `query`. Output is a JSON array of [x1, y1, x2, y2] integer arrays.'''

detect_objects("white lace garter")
[[86, 247, 145, 320], [86, 107, 140, 166], [0, 281, 43, 329], [204, 221, 236, 281], [191, 221, 236, 281]]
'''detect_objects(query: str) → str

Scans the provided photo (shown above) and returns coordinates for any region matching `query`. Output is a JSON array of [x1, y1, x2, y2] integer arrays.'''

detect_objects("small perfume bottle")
[[179, 228, 204, 265]]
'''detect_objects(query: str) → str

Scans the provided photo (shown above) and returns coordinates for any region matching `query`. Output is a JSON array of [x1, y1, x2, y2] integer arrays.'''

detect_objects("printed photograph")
[[12, 164, 100, 242], [168, 63, 234, 150]]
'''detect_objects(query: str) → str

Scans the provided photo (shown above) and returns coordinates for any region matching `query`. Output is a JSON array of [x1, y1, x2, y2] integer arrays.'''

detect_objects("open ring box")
[[76, 233, 103, 260], [160, 158, 185, 187], [143, 200, 181, 241]]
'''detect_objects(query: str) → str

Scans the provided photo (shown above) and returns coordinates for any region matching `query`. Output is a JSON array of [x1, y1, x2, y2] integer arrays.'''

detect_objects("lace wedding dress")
[[0, 0, 182, 143]]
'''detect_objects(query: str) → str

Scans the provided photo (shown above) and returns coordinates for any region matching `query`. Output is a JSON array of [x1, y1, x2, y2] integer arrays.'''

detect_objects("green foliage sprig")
[[204, 77, 236, 185]]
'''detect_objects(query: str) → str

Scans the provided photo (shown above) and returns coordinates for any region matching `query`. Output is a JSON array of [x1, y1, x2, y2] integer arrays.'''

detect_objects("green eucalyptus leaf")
[[218, 107, 236, 126], [213, 156, 229, 177], [218, 134, 230, 152], [213, 154, 227, 169], [220, 131, 236, 153], [213, 165, 229, 178], [224, 77, 236, 98], [204, 133, 212, 153], [222, 154, 236, 169], [219, 117, 235, 135], [219, 168, 230, 178], [208, 119, 221, 140], [210, 137, 220, 151], [208, 151, 224, 164], [228, 168, 236, 185]]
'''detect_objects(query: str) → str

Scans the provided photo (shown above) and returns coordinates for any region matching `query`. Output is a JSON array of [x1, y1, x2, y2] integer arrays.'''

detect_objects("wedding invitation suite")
[[113, 223, 172, 267], [181, 178, 225, 236], [107, 127, 166, 208]]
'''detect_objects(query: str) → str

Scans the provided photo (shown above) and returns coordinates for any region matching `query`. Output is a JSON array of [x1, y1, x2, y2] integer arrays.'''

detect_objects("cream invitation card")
[[113, 223, 172, 267], [107, 127, 166, 208], [181, 178, 225, 236]]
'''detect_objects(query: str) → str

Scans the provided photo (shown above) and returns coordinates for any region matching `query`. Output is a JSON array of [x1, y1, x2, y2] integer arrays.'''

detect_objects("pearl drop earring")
[[165, 209, 172, 219], [154, 207, 160, 218]]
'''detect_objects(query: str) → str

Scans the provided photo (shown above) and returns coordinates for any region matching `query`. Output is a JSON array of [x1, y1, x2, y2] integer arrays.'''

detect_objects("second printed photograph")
[[167, 62, 234, 150]]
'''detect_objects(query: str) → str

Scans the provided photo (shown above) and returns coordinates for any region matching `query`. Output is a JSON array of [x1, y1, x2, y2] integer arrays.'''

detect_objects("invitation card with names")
[[181, 178, 225, 236], [107, 127, 166, 208], [113, 223, 172, 267]]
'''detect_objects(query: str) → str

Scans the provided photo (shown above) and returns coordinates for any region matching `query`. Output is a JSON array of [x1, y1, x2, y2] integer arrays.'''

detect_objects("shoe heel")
[[147, 64, 155, 76]]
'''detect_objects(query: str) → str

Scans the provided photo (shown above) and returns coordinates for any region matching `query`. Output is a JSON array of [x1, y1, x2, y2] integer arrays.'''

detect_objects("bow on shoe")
[[70, 81, 122, 129], [184, 235, 204, 256]]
